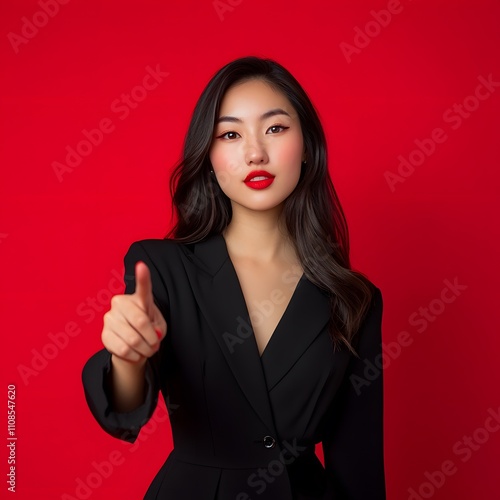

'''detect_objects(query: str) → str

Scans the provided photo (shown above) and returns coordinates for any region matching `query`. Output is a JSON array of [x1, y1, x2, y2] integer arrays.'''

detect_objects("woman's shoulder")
[[126, 237, 191, 255], [123, 237, 203, 269]]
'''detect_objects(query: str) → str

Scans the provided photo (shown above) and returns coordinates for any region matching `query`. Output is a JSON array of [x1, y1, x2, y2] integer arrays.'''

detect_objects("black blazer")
[[82, 234, 386, 499]]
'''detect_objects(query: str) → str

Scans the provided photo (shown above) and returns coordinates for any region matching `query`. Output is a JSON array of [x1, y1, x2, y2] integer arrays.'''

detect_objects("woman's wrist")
[[110, 353, 147, 373], [109, 354, 148, 412]]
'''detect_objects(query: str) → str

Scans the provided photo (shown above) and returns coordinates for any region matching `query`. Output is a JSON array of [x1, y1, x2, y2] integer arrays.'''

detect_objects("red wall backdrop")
[[1, 0, 499, 498]]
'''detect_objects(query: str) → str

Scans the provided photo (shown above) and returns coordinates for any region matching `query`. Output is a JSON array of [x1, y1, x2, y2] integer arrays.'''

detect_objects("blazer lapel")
[[258, 276, 332, 391], [178, 233, 331, 431]]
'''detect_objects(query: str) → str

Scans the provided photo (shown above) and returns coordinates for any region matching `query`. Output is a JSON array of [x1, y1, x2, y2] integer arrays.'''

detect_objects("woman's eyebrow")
[[215, 108, 291, 124]]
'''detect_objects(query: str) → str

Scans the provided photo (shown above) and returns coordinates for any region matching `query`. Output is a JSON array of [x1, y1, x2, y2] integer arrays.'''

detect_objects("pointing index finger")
[[134, 260, 154, 319]]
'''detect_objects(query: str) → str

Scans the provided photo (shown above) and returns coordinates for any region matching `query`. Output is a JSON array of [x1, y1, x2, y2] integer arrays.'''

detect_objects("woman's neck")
[[222, 203, 293, 264]]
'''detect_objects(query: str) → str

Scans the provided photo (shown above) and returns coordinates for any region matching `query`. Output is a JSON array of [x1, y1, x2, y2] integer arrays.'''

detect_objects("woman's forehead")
[[218, 80, 297, 119]]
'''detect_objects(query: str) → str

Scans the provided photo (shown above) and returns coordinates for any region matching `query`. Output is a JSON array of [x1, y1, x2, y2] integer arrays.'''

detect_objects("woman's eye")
[[216, 125, 288, 140], [218, 131, 240, 140], [268, 125, 288, 134]]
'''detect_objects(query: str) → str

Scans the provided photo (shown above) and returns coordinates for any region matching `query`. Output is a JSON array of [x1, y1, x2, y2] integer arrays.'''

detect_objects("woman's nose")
[[244, 140, 269, 165]]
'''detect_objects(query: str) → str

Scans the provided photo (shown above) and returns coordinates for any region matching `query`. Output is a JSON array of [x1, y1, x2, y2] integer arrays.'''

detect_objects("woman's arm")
[[81, 241, 168, 443], [108, 354, 147, 412], [322, 286, 387, 499]]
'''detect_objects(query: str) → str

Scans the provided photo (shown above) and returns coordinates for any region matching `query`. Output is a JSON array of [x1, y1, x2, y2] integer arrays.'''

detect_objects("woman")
[[82, 56, 387, 499]]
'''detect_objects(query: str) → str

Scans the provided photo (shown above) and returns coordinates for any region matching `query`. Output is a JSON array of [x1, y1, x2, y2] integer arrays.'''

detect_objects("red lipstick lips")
[[243, 170, 275, 190]]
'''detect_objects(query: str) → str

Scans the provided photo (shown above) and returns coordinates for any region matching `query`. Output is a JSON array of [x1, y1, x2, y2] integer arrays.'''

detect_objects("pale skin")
[[102, 262, 167, 412], [210, 78, 306, 355], [103, 78, 306, 412]]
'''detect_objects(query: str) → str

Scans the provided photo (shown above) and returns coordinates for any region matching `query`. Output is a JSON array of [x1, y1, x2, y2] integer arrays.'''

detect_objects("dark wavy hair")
[[165, 55, 375, 357]]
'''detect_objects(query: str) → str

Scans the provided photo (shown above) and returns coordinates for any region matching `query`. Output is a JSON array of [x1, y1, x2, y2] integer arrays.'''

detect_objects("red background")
[[1, 0, 499, 498]]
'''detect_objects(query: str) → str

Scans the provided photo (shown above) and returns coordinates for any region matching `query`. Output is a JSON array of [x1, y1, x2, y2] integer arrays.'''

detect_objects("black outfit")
[[82, 234, 386, 499]]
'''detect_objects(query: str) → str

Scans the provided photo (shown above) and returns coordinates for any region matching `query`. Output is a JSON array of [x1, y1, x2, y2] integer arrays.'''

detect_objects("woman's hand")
[[102, 261, 168, 367]]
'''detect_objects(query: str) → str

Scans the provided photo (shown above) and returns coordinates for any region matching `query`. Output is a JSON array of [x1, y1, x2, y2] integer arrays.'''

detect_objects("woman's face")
[[209, 78, 305, 213]]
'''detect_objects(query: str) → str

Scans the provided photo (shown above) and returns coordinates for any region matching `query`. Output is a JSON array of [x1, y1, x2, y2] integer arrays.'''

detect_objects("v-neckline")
[[218, 234, 305, 359]]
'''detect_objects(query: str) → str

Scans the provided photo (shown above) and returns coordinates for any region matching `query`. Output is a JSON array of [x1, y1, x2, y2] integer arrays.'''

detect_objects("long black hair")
[[165, 56, 375, 357]]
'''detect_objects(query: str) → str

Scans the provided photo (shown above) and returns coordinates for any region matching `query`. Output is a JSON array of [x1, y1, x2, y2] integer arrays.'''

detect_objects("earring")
[[210, 170, 214, 174]]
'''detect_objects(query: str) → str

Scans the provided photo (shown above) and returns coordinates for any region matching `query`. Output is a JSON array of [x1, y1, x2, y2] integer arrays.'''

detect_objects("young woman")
[[82, 56, 387, 499]]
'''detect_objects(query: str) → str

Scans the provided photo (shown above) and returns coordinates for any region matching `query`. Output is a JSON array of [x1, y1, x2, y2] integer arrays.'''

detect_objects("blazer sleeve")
[[81, 241, 169, 444], [322, 286, 387, 499]]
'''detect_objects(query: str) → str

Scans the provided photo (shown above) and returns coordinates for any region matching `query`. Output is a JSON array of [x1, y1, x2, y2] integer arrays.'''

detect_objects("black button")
[[263, 435, 276, 449]]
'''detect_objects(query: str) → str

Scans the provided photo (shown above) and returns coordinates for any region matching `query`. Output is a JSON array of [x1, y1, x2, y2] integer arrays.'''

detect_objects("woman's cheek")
[[277, 134, 303, 165], [210, 148, 244, 188]]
